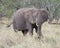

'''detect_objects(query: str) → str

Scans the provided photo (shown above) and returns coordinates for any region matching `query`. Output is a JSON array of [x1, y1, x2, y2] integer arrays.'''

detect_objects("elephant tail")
[[6, 22, 12, 27]]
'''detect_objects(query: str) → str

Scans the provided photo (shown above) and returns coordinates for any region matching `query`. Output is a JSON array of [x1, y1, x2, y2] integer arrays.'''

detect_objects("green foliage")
[[0, 0, 22, 18], [0, 0, 60, 18]]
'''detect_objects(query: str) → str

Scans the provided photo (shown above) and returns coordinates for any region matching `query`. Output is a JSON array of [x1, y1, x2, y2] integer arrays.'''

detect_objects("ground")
[[0, 17, 60, 48]]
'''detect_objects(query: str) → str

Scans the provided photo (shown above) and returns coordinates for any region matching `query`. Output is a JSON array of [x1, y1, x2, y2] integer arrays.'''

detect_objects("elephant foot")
[[37, 32, 43, 39], [22, 29, 28, 36], [22, 31, 26, 36], [38, 34, 43, 39]]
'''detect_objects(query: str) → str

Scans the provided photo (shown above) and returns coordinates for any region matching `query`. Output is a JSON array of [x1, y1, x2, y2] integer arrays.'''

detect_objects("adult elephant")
[[7, 8, 49, 39]]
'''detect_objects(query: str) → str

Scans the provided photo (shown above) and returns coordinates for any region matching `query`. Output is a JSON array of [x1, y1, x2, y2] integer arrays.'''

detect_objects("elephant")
[[7, 8, 49, 39]]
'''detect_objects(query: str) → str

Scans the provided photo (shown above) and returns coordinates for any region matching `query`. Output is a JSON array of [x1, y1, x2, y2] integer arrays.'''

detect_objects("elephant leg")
[[37, 25, 42, 39], [13, 21, 17, 32], [27, 22, 33, 36], [13, 25, 17, 32]]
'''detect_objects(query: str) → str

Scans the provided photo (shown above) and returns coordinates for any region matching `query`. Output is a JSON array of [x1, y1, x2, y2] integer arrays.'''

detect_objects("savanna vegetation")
[[0, 0, 60, 48]]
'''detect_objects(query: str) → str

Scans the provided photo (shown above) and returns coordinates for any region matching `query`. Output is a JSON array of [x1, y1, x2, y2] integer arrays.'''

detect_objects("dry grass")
[[0, 18, 60, 48]]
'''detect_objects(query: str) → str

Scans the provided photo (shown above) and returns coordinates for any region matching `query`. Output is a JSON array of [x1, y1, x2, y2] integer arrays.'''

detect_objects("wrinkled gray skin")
[[7, 8, 49, 39]]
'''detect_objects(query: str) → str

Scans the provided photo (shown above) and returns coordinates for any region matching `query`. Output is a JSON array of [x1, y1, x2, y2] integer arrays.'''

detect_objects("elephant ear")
[[40, 9, 49, 21]]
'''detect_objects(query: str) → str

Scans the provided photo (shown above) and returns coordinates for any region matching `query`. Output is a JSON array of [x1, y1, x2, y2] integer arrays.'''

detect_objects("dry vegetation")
[[0, 17, 60, 48]]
